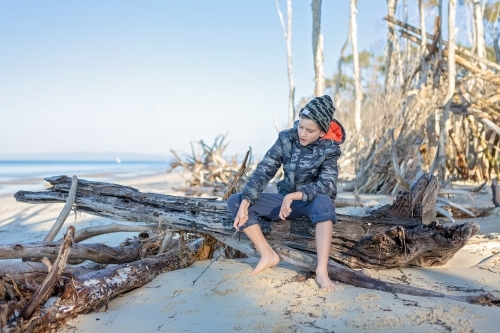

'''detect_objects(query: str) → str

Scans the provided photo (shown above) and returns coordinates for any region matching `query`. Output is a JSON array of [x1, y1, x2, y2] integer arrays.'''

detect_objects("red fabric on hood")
[[321, 119, 345, 144]]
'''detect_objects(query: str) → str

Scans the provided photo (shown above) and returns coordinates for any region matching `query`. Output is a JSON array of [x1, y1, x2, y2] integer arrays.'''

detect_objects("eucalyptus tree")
[[439, 0, 457, 178], [275, 0, 295, 128], [312, 0, 325, 96], [350, 0, 362, 135], [384, 0, 398, 93]]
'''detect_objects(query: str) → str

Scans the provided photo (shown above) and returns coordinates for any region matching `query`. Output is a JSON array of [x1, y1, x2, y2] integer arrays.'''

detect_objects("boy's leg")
[[242, 224, 280, 275], [315, 220, 335, 290], [292, 195, 336, 290], [227, 193, 284, 274]]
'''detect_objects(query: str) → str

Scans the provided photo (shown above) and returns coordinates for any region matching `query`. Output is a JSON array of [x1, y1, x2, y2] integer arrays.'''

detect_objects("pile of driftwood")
[[169, 134, 253, 197], [1, 173, 499, 331], [355, 16, 500, 195]]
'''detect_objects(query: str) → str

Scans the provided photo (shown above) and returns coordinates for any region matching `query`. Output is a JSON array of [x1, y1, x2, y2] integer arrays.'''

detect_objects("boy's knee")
[[312, 195, 335, 209], [309, 195, 337, 224]]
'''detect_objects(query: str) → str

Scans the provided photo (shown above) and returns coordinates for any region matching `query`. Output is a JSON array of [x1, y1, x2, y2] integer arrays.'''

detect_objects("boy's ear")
[[319, 131, 326, 137]]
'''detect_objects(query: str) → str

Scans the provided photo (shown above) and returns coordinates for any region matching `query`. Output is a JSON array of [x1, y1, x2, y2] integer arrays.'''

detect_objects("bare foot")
[[251, 250, 280, 275], [315, 272, 335, 290]]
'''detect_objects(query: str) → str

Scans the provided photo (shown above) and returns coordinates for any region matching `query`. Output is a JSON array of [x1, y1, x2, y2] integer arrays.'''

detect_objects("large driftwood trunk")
[[14, 175, 478, 270]]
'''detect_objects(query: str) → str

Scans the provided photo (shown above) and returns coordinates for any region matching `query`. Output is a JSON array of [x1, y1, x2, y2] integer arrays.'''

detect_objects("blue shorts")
[[227, 193, 337, 230]]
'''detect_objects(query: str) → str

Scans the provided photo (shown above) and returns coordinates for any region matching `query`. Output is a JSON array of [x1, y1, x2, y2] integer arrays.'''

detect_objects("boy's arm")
[[300, 147, 340, 202], [241, 137, 283, 205]]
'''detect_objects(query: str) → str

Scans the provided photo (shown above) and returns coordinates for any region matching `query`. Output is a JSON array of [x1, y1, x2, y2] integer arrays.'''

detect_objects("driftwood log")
[[14, 175, 478, 270], [3, 239, 204, 333], [0, 241, 143, 264]]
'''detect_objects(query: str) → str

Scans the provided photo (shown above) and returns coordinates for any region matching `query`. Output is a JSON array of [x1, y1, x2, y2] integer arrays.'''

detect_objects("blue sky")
[[1, 1, 432, 159]]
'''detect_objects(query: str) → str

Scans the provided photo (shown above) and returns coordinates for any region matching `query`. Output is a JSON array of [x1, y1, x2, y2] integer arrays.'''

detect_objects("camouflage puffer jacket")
[[241, 119, 346, 204]]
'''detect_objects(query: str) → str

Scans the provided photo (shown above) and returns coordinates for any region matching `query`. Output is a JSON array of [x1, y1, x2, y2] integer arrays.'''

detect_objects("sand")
[[1, 172, 499, 332]]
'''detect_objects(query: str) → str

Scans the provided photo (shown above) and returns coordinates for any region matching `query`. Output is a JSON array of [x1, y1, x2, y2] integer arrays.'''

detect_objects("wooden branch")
[[66, 222, 157, 243], [222, 150, 250, 201], [435, 206, 455, 222], [385, 15, 500, 72], [13, 175, 477, 270], [436, 197, 476, 217], [0, 262, 99, 285], [276, 245, 500, 307], [400, 31, 500, 85], [4, 240, 203, 333], [157, 232, 173, 255], [0, 241, 142, 264], [493, 178, 500, 207], [19, 226, 74, 320], [44, 176, 78, 242]]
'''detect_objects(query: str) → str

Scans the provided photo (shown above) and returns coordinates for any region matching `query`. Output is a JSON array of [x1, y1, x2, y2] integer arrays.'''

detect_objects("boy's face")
[[297, 118, 326, 146]]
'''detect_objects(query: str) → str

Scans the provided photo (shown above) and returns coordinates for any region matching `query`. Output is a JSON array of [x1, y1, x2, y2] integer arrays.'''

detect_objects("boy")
[[227, 95, 345, 290]]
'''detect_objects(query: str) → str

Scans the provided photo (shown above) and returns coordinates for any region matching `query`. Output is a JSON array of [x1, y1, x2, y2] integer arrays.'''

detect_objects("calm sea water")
[[0, 161, 169, 195]]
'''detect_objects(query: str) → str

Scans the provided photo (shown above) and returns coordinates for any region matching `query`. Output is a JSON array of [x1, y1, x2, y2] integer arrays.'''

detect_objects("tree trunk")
[[438, 0, 456, 180], [312, 0, 325, 96], [384, 0, 398, 93], [473, 0, 486, 64], [417, 0, 428, 87], [350, 0, 362, 134], [14, 175, 478, 270], [275, 0, 295, 127]]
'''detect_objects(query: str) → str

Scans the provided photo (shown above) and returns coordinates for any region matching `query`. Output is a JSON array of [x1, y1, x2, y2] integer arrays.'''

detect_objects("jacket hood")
[[321, 119, 346, 144]]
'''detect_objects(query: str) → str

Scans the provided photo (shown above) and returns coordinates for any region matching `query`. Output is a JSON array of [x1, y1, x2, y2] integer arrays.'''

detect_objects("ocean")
[[0, 160, 169, 196]]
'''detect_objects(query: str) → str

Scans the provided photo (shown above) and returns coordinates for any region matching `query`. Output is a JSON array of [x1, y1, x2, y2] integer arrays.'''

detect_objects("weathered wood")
[[3, 240, 203, 333], [493, 178, 500, 207], [67, 222, 157, 243], [222, 150, 250, 201], [276, 245, 500, 307], [384, 15, 500, 72], [13, 175, 478, 270], [44, 176, 78, 242], [19, 226, 74, 320], [157, 232, 173, 255], [0, 262, 98, 286], [0, 241, 142, 264]]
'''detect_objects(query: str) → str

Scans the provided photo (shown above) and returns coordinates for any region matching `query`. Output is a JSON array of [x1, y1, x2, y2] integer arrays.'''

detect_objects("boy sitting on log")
[[228, 95, 345, 290]]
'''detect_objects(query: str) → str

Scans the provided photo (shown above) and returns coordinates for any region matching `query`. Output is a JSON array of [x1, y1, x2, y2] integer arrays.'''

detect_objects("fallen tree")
[[14, 175, 478, 270]]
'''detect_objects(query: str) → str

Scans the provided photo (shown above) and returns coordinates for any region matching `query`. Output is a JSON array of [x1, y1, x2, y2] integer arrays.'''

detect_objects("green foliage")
[[484, 0, 500, 24], [341, 50, 374, 68]]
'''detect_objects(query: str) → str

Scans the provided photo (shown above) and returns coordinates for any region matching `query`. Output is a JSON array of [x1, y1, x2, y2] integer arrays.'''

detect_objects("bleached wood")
[[312, 0, 324, 96], [43, 175, 78, 242], [19, 226, 74, 320], [14, 175, 479, 270], [350, 0, 362, 134]]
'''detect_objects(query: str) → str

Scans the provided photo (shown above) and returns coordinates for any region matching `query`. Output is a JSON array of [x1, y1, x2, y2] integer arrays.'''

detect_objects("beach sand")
[[1, 172, 499, 332]]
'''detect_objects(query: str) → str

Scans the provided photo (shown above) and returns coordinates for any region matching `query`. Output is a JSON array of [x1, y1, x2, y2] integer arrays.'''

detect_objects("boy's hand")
[[233, 200, 250, 230], [279, 192, 302, 220], [279, 194, 293, 220]]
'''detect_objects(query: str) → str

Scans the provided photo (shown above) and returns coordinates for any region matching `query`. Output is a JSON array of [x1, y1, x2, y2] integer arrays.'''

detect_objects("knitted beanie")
[[298, 95, 335, 133]]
